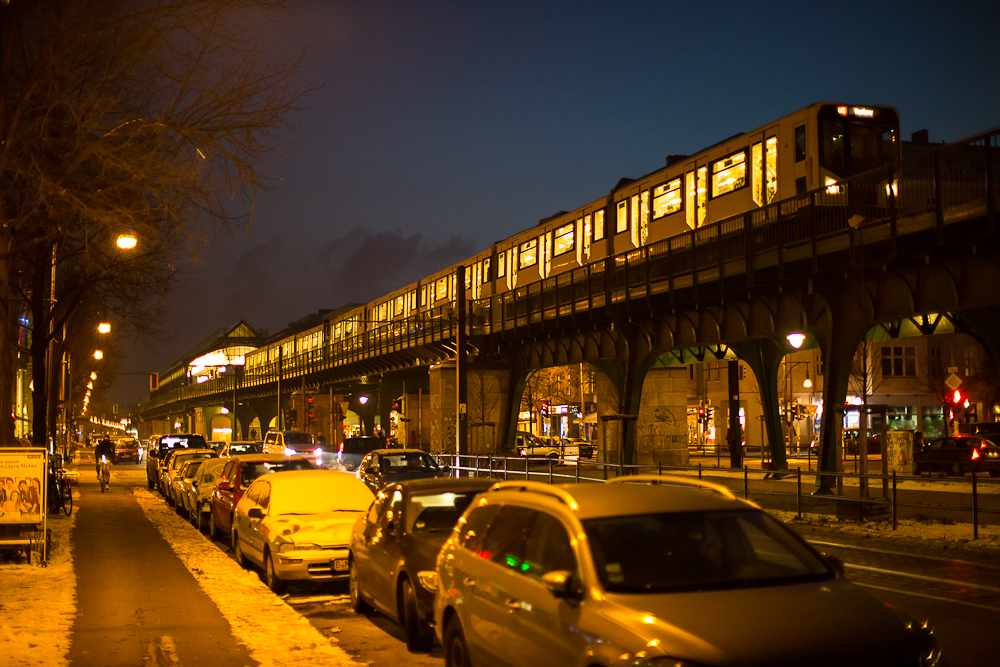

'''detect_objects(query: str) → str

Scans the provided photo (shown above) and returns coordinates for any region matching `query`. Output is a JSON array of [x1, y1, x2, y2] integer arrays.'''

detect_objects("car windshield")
[[229, 443, 261, 454], [183, 461, 203, 478], [284, 433, 314, 445], [381, 452, 438, 474], [241, 459, 312, 486], [583, 509, 831, 594], [161, 435, 207, 449], [406, 490, 480, 533]]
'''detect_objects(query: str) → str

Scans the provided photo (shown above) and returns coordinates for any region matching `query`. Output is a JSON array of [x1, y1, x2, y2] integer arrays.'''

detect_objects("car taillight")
[[971, 449, 980, 461]]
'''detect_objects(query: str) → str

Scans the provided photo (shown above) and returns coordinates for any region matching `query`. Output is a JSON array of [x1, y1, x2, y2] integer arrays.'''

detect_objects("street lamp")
[[98, 322, 111, 334], [93, 350, 103, 360], [116, 234, 137, 249]]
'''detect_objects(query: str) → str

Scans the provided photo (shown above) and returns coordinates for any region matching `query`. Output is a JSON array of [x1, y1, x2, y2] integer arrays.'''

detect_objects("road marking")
[[145, 635, 182, 666], [844, 563, 1000, 593], [856, 582, 1000, 613], [810, 539, 1000, 570]]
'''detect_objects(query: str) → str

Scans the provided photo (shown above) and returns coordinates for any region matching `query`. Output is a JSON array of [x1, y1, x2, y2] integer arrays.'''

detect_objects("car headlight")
[[276, 542, 320, 553], [283, 447, 296, 456], [313, 447, 323, 457], [416, 570, 438, 592]]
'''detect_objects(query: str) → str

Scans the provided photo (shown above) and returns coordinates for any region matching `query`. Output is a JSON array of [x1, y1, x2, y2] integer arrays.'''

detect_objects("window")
[[497, 251, 505, 278], [881, 346, 916, 377], [594, 210, 605, 241], [795, 176, 807, 194], [696, 167, 707, 226], [420, 285, 427, 307], [765, 136, 778, 203], [522, 512, 577, 580], [483, 258, 491, 282], [616, 200, 628, 234], [652, 178, 682, 219], [711, 150, 747, 197], [554, 223, 575, 256], [519, 239, 537, 268], [457, 504, 500, 553], [965, 348, 977, 377], [685, 172, 696, 229], [436, 277, 448, 301], [482, 506, 536, 571], [794, 125, 806, 162]]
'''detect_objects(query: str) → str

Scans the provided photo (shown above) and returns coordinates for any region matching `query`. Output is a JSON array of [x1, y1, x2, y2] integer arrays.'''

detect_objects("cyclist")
[[95, 436, 114, 480]]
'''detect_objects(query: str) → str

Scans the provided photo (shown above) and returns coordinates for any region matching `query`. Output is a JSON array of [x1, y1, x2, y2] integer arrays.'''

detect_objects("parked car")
[[113, 439, 141, 464], [914, 436, 1000, 477], [337, 436, 384, 471], [231, 469, 374, 593], [172, 460, 204, 516], [184, 458, 228, 533], [218, 441, 263, 457], [516, 432, 581, 461], [145, 433, 209, 490], [355, 448, 451, 493], [432, 476, 942, 667], [563, 437, 595, 459], [349, 478, 494, 650], [842, 428, 881, 455], [162, 449, 218, 506], [210, 454, 314, 543], [262, 430, 317, 457]]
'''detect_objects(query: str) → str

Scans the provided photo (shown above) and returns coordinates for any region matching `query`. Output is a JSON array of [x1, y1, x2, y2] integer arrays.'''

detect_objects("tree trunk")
[[0, 227, 14, 445]]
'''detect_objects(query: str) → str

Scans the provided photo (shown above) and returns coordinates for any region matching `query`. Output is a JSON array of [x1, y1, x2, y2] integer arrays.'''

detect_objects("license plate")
[[333, 558, 348, 572]]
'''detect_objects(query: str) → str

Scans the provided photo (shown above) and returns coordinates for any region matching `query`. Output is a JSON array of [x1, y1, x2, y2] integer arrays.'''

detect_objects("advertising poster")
[[0, 448, 46, 524]]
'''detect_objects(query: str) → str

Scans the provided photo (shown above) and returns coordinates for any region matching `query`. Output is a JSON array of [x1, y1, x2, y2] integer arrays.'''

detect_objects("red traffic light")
[[950, 389, 963, 404]]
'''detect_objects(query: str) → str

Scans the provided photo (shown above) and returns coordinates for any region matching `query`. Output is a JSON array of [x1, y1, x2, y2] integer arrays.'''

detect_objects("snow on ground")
[[0, 510, 77, 667], [131, 487, 363, 667]]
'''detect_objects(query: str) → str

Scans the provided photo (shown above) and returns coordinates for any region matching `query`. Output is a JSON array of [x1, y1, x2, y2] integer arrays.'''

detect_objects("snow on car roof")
[[264, 470, 374, 515], [227, 453, 310, 463], [540, 482, 752, 520]]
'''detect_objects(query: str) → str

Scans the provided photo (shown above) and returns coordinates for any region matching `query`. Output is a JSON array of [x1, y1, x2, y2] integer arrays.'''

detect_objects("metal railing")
[[439, 453, 1000, 540]]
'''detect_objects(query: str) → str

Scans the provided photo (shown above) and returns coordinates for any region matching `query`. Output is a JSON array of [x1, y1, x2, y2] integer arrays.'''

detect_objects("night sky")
[[107, 0, 1000, 407]]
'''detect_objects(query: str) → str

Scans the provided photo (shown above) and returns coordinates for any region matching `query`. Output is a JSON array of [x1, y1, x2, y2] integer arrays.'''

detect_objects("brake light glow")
[[971, 449, 980, 461]]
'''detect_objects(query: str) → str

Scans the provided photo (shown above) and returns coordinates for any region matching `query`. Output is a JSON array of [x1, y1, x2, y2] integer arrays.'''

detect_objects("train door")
[[683, 159, 709, 229], [750, 128, 779, 207]]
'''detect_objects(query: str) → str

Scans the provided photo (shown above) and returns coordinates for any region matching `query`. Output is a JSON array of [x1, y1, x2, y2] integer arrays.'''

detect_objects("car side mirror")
[[217, 480, 232, 491], [541, 570, 580, 600], [823, 554, 845, 576], [248, 507, 265, 520]]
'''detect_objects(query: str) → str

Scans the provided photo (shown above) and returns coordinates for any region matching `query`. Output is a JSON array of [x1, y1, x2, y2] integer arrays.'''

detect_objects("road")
[[106, 460, 1000, 666]]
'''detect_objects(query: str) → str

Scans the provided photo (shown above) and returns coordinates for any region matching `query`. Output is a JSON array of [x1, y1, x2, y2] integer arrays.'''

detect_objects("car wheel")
[[444, 616, 470, 667], [265, 551, 287, 595], [402, 578, 432, 652], [343, 460, 356, 472], [147, 475, 154, 490], [349, 556, 372, 613], [233, 530, 248, 568], [188, 503, 198, 526], [950, 462, 964, 477]]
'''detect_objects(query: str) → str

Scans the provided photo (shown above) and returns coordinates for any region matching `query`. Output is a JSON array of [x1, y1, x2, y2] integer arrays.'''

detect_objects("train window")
[[751, 143, 763, 207], [465, 269, 472, 289], [497, 251, 505, 277], [395, 295, 404, 315], [483, 258, 491, 282], [765, 136, 777, 203], [437, 277, 449, 301], [594, 210, 605, 241], [420, 285, 427, 307], [711, 150, 747, 197], [519, 239, 537, 269], [697, 167, 707, 226], [794, 125, 806, 162], [616, 200, 628, 234], [652, 178, 682, 219], [819, 119, 846, 176], [685, 172, 696, 229], [429, 281, 436, 302], [554, 223, 574, 256]]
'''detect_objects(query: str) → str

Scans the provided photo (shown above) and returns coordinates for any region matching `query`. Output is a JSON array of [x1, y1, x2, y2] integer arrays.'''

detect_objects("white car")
[[231, 469, 374, 593], [185, 458, 228, 534]]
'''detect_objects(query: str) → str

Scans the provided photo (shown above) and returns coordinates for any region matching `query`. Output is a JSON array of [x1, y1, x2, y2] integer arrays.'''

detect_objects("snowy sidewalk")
[[0, 467, 364, 667]]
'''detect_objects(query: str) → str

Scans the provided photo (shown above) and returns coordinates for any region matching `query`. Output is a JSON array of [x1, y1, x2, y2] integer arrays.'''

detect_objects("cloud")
[[314, 227, 477, 304]]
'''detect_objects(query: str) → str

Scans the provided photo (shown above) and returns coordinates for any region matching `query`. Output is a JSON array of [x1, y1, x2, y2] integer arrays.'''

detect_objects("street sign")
[[945, 373, 963, 390]]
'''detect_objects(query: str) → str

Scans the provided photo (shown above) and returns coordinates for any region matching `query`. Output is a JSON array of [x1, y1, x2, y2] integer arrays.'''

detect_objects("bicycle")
[[50, 469, 73, 516], [99, 455, 111, 494]]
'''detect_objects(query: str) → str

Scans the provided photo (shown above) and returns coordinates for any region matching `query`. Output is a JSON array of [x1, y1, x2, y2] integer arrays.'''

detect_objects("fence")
[[439, 453, 1000, 540]]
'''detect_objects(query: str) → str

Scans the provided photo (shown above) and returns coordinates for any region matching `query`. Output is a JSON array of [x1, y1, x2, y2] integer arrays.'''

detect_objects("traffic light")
[[306, 395, 314, 421]]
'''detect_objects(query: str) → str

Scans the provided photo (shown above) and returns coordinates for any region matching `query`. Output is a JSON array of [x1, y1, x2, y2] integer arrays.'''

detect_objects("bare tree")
[[0, 0, 309, 443]]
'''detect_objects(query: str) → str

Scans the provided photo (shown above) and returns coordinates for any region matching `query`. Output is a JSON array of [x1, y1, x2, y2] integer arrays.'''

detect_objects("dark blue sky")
[[109, 0, 1000, 406]]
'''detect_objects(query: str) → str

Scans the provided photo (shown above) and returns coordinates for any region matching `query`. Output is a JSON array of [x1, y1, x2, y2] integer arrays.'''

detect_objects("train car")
[[272, 103, 901, 367]]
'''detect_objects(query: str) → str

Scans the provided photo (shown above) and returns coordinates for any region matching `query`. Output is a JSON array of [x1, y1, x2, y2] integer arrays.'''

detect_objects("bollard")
[[743, 467, 748, 499], [796, 468, 801, 519], [698, 463, 702, 480], [891, 471, 897, 531], [972, 473, 979, 540], [576, 459, 580, 483], [549, 457, 554, 485]]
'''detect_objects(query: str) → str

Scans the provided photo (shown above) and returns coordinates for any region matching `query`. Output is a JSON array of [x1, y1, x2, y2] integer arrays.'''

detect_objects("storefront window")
[[652, 178, 682, 218]]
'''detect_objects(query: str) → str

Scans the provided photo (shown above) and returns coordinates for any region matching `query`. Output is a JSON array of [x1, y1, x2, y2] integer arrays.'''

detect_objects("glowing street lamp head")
[[98, 322, 111, 334], [90, 372, 97, 380], [93, 350, 104, 360], [358, 395, 369, 405], [786, 333, 806, 349], [116, 234, 137, 249]]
